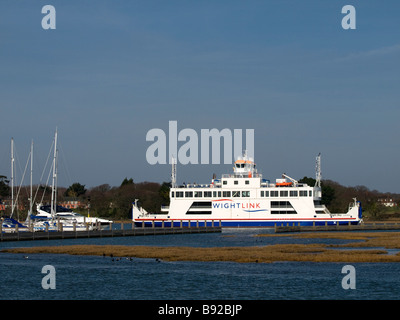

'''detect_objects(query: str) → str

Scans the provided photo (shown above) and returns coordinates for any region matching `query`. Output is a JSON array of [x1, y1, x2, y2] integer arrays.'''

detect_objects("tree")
[[298, 176, 335, 207], [321, 185, 335, 207], [0, 175, 10, 199], [65, 183, 87, 198], [298, 176, 316, 187], [121, 177, 134, 187], [365, 201, 385, 220], [159, 182, 171, 205], [87, 184, 112, 218]]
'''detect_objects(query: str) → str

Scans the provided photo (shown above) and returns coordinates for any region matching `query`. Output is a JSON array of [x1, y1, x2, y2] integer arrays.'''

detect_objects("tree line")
[[0, 176, 170, 221], [0, 175, 399, 221], [299, 177, 400, 220]]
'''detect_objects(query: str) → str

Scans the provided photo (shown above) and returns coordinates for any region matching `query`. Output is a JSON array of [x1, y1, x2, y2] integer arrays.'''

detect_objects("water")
[[1, 229, 400, 300]]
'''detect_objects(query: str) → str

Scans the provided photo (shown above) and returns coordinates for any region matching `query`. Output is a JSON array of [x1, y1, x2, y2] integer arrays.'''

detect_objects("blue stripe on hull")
[[134, 220, 360, 228]]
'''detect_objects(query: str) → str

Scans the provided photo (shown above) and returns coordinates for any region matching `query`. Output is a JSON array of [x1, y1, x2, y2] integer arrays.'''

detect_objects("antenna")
[[315, 153, 321, 188], [171, 155, 177, 188]]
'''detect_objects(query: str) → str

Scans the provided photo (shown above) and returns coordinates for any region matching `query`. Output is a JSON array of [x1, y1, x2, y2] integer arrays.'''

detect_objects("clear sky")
[[0, 1, 399, 193]]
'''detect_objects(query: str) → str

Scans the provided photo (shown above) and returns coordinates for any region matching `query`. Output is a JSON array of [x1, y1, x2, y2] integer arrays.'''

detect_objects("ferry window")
[[271, 210, 297, 214], [194, 191, 202, 198], [223, 181, 227, 185], [204, 191, 212, 197], [271, 201, 279, 208], [270, 201, 297, 214], [189, 202, 212, 209], [176, 191, 184, 198], [265, 191, 269, 197], [186, 211, 212, 215], [270, 190, 278, 197], [171, 192, 174, 198], [213, 191, 217, 197], [242, 191, 250, 197], [261, 191, 264, 197], [234, 180, 238, 185], [290, 191, 298, 197], [218, 191, 222, 197], [280, 191, 288, 197], [299, 190, 307, 197], [223, 191, 231, 197], [232, 191, 240, 197], [271, 201, 293, 208], [185, 191, 193, 198], [245, 180, 249, 185], [309, 191, 312, 197]]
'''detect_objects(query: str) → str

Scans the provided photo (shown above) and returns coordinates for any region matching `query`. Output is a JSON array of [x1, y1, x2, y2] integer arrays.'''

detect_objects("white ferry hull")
[[135, 218, 361, 228], [134, 193, 362, 227], [134, 199, 362, 228]]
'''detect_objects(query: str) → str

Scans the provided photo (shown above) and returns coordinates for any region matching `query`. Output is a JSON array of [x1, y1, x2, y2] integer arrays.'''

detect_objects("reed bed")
[[257, 231, 400, 249], [2, 242, 400, 263], [3, 231, 400, 263]]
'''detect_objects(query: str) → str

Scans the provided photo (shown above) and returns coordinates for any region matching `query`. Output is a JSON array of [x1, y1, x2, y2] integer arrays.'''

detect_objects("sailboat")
[[1, 138, 29, 233], [21, 137, 56, 232], [29, 129, 112, 231], [34, 204, 111, 229], [28, 130, 90, 231]]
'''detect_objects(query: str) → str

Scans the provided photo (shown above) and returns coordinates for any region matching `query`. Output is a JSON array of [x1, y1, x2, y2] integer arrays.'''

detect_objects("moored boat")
[[133, 152, 362, 228]]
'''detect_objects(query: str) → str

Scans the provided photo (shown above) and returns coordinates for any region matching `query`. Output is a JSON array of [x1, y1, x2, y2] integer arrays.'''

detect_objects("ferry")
[[133, 152, 362, 227]]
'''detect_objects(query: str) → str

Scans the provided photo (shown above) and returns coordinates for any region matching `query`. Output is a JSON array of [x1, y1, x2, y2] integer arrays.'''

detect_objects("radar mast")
[[171, 155, 177, 188], [315, 153, 321, 188]]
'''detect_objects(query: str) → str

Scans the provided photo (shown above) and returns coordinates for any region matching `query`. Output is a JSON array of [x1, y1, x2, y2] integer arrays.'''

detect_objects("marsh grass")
[[3, 242, 400, 263], [257, 231, 400, 249], [3, 231, 400, 263]]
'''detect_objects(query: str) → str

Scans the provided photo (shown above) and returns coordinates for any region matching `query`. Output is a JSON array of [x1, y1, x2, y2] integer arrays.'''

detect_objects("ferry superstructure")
[[133, 153, 362, 227]]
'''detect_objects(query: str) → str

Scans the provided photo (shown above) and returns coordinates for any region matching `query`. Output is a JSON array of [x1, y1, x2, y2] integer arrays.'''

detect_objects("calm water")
[[1, 228, 400, 300]]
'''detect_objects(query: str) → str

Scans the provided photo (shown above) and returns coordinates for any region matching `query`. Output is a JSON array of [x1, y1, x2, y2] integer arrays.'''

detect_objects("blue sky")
[[0, 1, 399, 193]]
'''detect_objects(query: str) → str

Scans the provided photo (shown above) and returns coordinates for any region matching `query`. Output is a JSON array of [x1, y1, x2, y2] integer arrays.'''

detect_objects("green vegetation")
[[65, 182, 87, 198], [0, 176, 170, 221], [298, 177, 335, 207], [77, 179, 169, 220], [321, 180, 399, 221], [0, 175, 10, 199], [298, 176, 400, 221]]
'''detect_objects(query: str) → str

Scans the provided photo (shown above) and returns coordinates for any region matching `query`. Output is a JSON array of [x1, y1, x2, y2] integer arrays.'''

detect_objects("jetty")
[[274, 222, 400, 233], [0, 222, 221, 242]]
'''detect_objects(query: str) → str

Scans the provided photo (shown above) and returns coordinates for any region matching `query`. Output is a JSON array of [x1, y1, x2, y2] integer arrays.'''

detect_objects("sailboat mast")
[[50, 129, 58, 219], [29, 140, 33, 216], [11, 138, 14, 217], [55, 148, 58, 213]]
